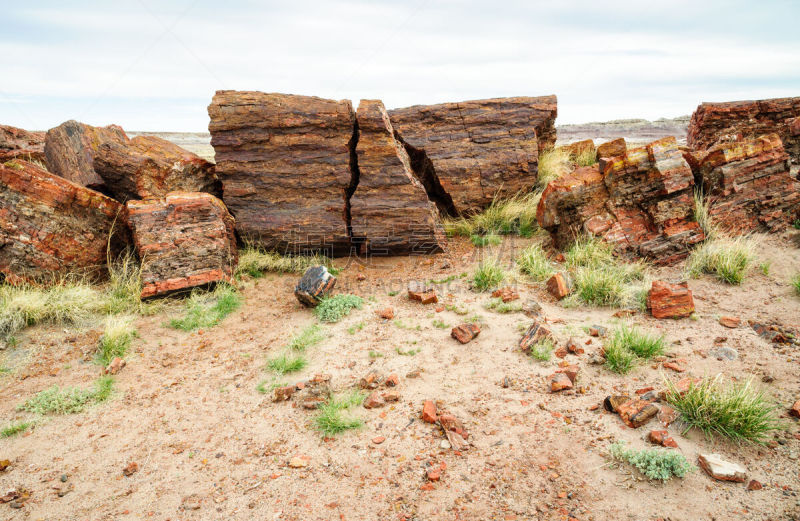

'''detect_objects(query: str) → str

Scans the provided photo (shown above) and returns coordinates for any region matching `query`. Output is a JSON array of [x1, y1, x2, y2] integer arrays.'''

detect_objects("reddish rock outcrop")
[[693, 134, 800, 233], [389, 96, 556, 214], [208, 91, 355, 255], [0, 125, 45, 162], [0, 160, 125, 283], [537, 137, 705, 264], [687, 97, 800, 164], [350, 100, 445, 254], [44, 120, 128, 189], [595, 138, 626, 160], [647, 280, 694, 319], [94, 135, 219, 203], [126, 192, 237, 298]]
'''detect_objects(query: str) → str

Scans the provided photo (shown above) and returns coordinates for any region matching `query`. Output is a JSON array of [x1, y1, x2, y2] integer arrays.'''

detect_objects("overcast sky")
[[1, 0, 798, 131]]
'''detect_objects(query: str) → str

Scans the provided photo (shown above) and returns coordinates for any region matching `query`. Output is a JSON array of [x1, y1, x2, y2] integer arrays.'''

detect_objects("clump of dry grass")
[[236, 246, 336, 278], [443, 192, 541, 238], [537, 147, 573, 188], [686, 235, 759, 285]]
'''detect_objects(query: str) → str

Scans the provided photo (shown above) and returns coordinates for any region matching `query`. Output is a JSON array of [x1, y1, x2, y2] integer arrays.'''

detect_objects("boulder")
[[0, 160, 125, 283], [0, 124, 45, 162], [693, 134, 800, 234], [389, 96, 556, 214], [295, 266, 336, 307], [126, 192, 237, 298], [44, 120, 128, 189], [647, 280, 694, 319], [349, 100, 445, 254], [94, 135, 219, 203], [208, 91, 355, 255], [537, 137, 705, 265], [595, 138, 626, 160], [687, 97, 800, 164]]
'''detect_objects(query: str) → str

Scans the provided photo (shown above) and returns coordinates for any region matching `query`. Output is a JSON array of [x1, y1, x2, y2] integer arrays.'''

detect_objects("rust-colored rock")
[[719, 316, 741, 328], [694, 134, 800, 234], [603, 395, 631, 413], [44, 120, 128, 189], [519, 320, 554, 352], [408, 282, 438, 304], [616, 399, 659, 428], [595, 138, 626, 160], [208, 91, 354, 255], [549, 372, 573, 392], [451, 323, 481, 344], [295, 266, 336, 307], [94, 135, 219, 203], [491, 286, 519, 302], [546, 272, 571, 300], [350, 100, 445, 254], [438, 413, 469, 451], [0, 124, 45, 162], [0, 160, 125, 283], [687, 97, 800, 164], [537, 137, 705, 264], [563, 139, 595, 159], [647, 280, 694, 319], [790, 400, 800, 418], [389, 96, 556, 214], [648, 430, 678, 448], [363, 392, 385, 409], [422, 400, 438, 423], [126, 192, 237, 298]]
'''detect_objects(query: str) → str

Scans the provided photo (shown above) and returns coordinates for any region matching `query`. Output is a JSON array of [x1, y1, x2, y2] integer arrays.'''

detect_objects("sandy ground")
[[1, 231, 799, 521]]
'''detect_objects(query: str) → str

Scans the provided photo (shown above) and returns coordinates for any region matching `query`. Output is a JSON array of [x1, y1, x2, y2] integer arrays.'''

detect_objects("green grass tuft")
[[603, 324, 664, 374], [19, 376, 115, 415], [97, 315, 136, 365], [1, 421, 31, 438], [313, 391, 365, 436], [236, 246, 336, 278], [470, 233, 502, 247], [692, 190, 717, 240], [484, 297, 522, 313], [169, 284, 241, 331], [538, 148, 573, 188], [528, 338, 554, 362], [573, 145, 598, 167], [287, 324, 325, 351], [686, 235, 758, 285], [516, 244, 554, 282], [443, 192, 541, 238], [472, 257, 507, 292], [313, 294, 363, 323], [266, 353, 308, 375], [104, 250, 148, 315], [791, 273, 800, 295], [609, 442, 694, 481]]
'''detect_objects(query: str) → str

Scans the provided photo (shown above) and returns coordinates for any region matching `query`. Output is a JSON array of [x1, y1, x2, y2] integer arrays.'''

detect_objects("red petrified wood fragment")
[[647, 280, 694, 319], [451, 324, 481, 344]]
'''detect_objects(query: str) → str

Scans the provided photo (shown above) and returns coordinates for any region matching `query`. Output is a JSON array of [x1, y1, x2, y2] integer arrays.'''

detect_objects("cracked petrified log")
[[389, 96, 556, 214], [0, 125, 45, 162], [126, 192, 237, 298], [690, 133, 800, 233], [208, 91, 354, 255], [350, 100, 445, 254], [0, 160, 125, 283], [688, 97, 800, 164], [94, 135, 219, 203], [537, 137, 704, 265], [647, 280, 694, 319], [44, 120, 129, 190]]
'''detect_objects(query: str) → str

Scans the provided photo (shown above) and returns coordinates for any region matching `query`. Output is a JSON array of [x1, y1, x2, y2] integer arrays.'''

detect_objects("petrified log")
[[44, 120, 128, 189], [687, 97, 800, 164], [294, 265, 336, 307], [0, 125, 45, 162], [350, 100, 445, 254], [208, 91, 354, 255], [94, 135, 219, 203], [389, 96, 556, 214], [537, 137, 704, 264], [126, 192, 237, 298], [595, 138, 626, 160], [693, 134, 800, 233], [0, 160, 125, 283]]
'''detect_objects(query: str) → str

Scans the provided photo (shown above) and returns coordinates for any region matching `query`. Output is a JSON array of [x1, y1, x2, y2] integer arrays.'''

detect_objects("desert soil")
[[1, 229, 799, 521]]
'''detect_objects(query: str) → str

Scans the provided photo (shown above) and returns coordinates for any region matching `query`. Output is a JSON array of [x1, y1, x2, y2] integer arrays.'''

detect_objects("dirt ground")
[[1, 231, 799, 521]]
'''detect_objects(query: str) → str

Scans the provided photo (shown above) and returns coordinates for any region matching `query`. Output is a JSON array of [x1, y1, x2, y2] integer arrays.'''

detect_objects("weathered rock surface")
[[595, 138, 626, 160], [44, 120, 128, 189], [688, 97, 800, 164], [94, 135, 219, 203], [0, 160, 125, 283], [698, 453, 747, 482], [389, 96, 556, 214], [647, 280, 694, 319], [519, 319, 554, 352], [537, 137, 705, 264], [692, 134, 800, 233], [295, 266, 336, 307], [451, 323, 481, 344], [208, 91, 355, 255], [350, 100, 445, 254], [126, 192, 237, 298], [0, 125, 45, 162]]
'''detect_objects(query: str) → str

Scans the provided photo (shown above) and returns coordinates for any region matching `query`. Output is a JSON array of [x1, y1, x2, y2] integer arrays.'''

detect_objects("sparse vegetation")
[[1, 421, 31, 438], [665, 376, 781, 443], [313, 391, 365, 436], [19, 376, 115, 415], [472, 257, 507, 292], [395, 346, 421, 356], [443, 192, 541, 238], [97, 315, 136, 365], [538, 147, 572, 188], [104, 251, 149, 315], [169, 284, 241, 331], [686, 235, 758, 285], [603, 324, 664, 374], [516, 243, 554, 281], [266, 353, 308, 375], [470, 233, 501, 247], [528, 338, 554, 362], [573, 145, 597, 167], [314, 294, 363, 323], [791, 273, 800, 295], [693, 190, 716, 240], [287, 324, 325, 351], [432, 319, 449, 329], [484, 297, 522, 313], [236, 246, 336, 278], [609, 442, 694, 481]]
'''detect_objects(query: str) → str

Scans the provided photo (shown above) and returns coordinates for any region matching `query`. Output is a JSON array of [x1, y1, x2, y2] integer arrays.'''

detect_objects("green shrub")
[[517, 244, 554, 281], [314, 294, 363, 323], [169, 284, 241, 331], [609, 442, 694, 481], [97, 315, 136, 365], [603, 324, 663, 374], [484, 297, 522, 313], [1, 421, 31, 438], [472, 257, 506, 292], [564, 235, 615, 269], [686, 236, 758, 285], [19, 376, 115, 415]]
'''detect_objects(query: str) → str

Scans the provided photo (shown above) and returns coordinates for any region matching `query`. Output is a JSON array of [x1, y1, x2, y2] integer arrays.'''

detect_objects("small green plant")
[[472, 257, 506, 292], [430, 274, 459, 284], [266, 353, 308, 375], [313, 294, 363, 323], [445, 304, 469, 315], [609, 442, 694, 481], [287, 324, 325, 351], [470, 233, 502, 247], [256, 378, 287, 394], [686, 235, 758, 285], [313, 391, 365, 436], [528, 338, 554, 362], [97, 315, 136, 365], [1, 421, 31, 438], [395, 347, 421, 356], [664, 376, 781, 443], [347, 321, 365, 335], [368, 350, 384, 358], [791, 273, 800, 295], [170, 284, 241, 331], [432, 319, 449, 329], [236, 246, 335, 278], [792, 219, 800, 230], [564, 235, 615, 269], [104, 250, 151, 315], [19, 376, 115, 415], [603, 324, 663, 374], [516, 244, 554, 281], [484, 297, 522, 313], [388, 290, 399, 296], [603, 340, 637, 374], [393, 319, 421, 331], [759, 262, 771, 276]]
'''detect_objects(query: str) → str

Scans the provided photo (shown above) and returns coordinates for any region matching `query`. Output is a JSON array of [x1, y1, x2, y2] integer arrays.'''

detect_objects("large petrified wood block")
[[208, 91, 355, 256], [126, 192, 237, 298], [350, 100, 445, 254], [44, 120, 129, 189], [0, 125, 45, 162], [0, 160, 125, 283]]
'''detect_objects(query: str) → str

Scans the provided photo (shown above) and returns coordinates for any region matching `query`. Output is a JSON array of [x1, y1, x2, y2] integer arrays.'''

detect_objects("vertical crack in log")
[[393, 130, 458, 217], [346, 117, 365, 254]]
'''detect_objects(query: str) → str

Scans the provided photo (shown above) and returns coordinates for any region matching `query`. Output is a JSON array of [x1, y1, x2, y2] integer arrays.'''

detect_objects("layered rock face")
[[693, 134, 799, 233], [126, 192, 237, 298], [0, 125, 45, 162], [537, 137, 704, 264], [208, 91, 355, 255], [44, 120, 129, 189], [94, 135, 219, 203], [350, 100, 445, 254], [0, 160, 125, 283], [687, 97, 800, 164], [388, 96, 556, 214]]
